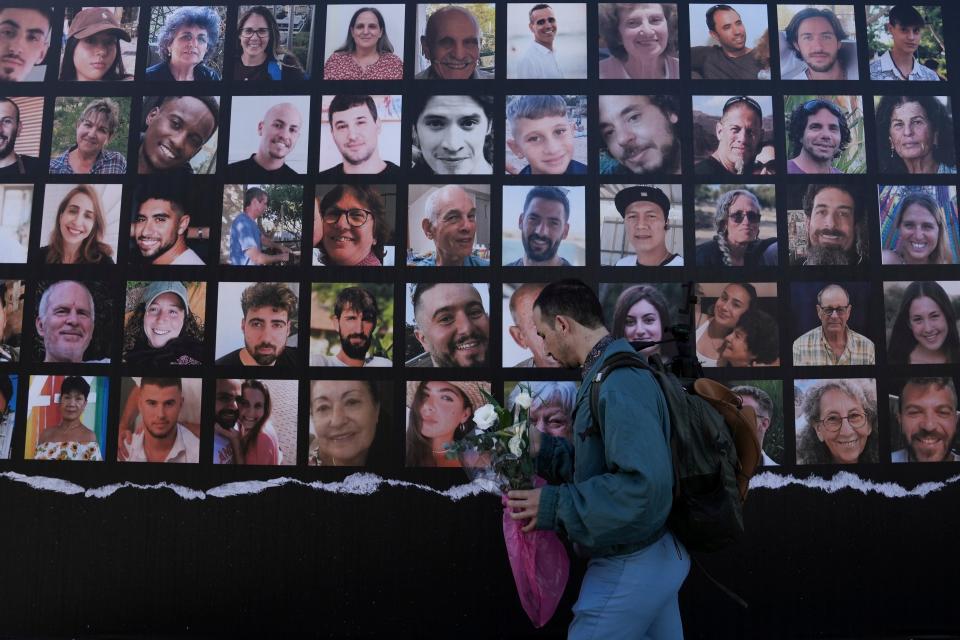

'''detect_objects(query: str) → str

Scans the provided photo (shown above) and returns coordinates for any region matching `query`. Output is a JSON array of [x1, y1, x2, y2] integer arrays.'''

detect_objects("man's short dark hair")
[[135, 179, 187, 219], [411, 282, 440, 322], [785, 8, 848, 59], [533, 279, 605, 330], [240, 283, 298, 320], [244, 187, 267, 208], [0, 6, 53, 31], [523, 186, 570, 220], [60, 376, 90, 399], [334, 287, 378, 322], [788, 100, 851, 159], [328, 95, 378, 128], [735, 309, 779, 365], [0, 97, 20, 122], [899, 377, 958, 411], [529, 3, 551, 20], [706, 4, 736, 33], [153, 96, 220, 140], [802, 184, 857, 219], [141, 377, 183, 391], [731, 384, 773, 419], [888, 4, 925, 28]]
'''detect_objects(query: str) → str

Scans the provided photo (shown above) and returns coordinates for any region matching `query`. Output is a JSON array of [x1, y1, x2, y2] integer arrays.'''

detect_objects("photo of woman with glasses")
[[234, 5, 306, 81], [795, 378, 879, 465], [694, 186, 777, 266], [146, 6, 223, 81], [313, 185, 392, 266]]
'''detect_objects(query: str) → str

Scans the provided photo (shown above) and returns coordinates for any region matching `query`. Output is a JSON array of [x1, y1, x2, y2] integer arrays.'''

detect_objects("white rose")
[[514, 391, 532, 410], [473, 404, 498, 431], [508, 434, 524, 457]]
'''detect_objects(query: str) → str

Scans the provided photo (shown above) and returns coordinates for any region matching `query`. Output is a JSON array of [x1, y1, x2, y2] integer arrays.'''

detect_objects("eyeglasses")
[[322, 208, 372, 227], [817, 304, 850, 316], [723, 96, 762, 116], [816, 411, 868, 432], [729, 210, 761, 224], [241, 27, 270, 39]]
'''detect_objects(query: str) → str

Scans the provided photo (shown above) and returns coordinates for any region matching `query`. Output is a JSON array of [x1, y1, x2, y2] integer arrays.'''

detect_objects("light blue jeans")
[[569, 532, 690, 640]]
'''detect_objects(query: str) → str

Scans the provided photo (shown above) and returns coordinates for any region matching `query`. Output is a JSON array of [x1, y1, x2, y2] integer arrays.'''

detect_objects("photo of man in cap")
[[613, 186, 682, 267]]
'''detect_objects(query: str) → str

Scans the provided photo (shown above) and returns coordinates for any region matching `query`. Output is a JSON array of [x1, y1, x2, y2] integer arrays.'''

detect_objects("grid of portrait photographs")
[[0, 2, 958, 473]]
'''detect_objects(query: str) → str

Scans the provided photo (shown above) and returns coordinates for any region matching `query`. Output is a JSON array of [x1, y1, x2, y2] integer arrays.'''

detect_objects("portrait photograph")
[[25, 375, 108, 461], [866, 4, 946, 81], [117, 376, 201, 463], [502, 185, 585, 267], [323, 4, 405, 80], [407, 184, 490, 267], [37, 183, 121, 265], [215, 281, 300, 367], [129, 177, 212, 266], [313, 183, 396, 267], [791, 281, 878, 367], [599, 281, 691, 365], [879, 185, 959, 265], [410, 94, 494, 176], [694, 184, 777, 268], [309, 379, 394, 468], [689, 3, 771, 80], [318, 94, 402, 177], [692, 95, 773, 177], [415, 3, 495, 79], [60, 6, 139, 81], [404, 282, 491, 368], [730, 379, 784, 467], [221, 183, 302, 267], [506, 3, 587, 79], [233, 5, 314, 81], [0, 96, 44, 176], [505, 95, 587, 176], [49, 96, 131, 175], [694, 281, 780, 368], [33, 280, 114, 364], [146, 5, 227, 81], [0, 184, 33, 263], [884, 280, 960, 365], [123, 280, 206, 367], [138, 95, 220, 175], [310, 282, 393, 368], [794, 377, 879, 465], [874, 95, 955, 174], [505, 380, 578, 441], [503, 283, 560, 369], [405, 379, 492, 467], [0, 374, 17, 460], [227, 94, 310, 175], [598, 95, 682, 176], [210, 378, 298, 466], [776, 5, 860, 80], [0, 280, 24, 363], [786, 183, 869, 266], [784, 95, 866, 174], [600, 184, 683, 267], [598, 3, 677, 80], [888, 376, 960, 463], [0, 7, 53, 82]]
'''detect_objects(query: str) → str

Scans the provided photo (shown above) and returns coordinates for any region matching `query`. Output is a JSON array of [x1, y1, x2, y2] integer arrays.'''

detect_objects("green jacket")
[[535, 338, 673, 557]]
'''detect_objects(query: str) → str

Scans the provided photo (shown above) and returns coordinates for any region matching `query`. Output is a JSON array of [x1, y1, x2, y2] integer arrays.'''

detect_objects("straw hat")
[[406, 380, 491, 414]]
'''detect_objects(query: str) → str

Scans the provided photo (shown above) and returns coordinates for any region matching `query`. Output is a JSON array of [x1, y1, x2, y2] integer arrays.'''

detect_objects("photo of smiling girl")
[[879, 186, 959, 265], [123, 281, 206, 366], [37, 184, 120, 265]]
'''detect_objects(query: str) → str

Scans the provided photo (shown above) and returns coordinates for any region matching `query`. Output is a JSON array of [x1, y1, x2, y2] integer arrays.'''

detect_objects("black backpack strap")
[[577, 352, 650, 442]]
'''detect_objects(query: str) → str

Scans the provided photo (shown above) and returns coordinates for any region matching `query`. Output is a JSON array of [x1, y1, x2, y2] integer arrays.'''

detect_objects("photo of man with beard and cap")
[[502, 185, 586, 267], [227, 95, 309, 178], [137, 95, 219, 175], [598, 95, 681, 176], [693, 95, 773, 176], [405, 282, 491, 368], [130, 178, 209, 265], [310, 284, 392, 367], [0, 97, 43, 175], [215, 281, 300, 367], [788, 183, 868, 266]]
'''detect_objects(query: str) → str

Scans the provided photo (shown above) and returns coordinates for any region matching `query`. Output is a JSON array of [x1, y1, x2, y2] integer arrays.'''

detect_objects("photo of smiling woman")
[[123, 281, 205, 366], [213, 378, 297, 466], [234, 5, 310, 81], [323, 4, 404, 80], [695, 282, 778, 367], [146, 5, 225, 81], [795, 378, 879, 465], [309, 379, 391, 467], [599, 3, 679, 79], [38, 184, 120, 265], [313, 184, 395, 266], [411, 94, 494, 176], [885, 280, 960, 365], [49, 97, 129, 175], [25, 375, 108, 462], [406, 380, 490, 467], [880, 186, 959, 265], [60, 7, 136, 81]]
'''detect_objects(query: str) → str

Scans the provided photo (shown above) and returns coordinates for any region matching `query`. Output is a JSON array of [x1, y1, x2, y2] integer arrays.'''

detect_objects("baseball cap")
[[141, 281, 189, 310], [614, 186, 671, 218], [68, 8, 131, 42]]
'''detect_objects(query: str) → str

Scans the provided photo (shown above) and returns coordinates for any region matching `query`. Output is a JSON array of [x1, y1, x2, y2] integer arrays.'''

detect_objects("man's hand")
[[506, 487, 542, 533], [117, 429, 133, 461]]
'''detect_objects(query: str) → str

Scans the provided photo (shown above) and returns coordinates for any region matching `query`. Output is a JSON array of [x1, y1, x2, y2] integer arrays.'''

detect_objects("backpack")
[[587, 349, 761, 554]]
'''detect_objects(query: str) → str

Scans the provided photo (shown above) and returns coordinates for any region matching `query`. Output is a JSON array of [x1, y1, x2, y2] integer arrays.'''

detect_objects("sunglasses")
[[724, 95, 763, 115], [729, 210, 761, 224]]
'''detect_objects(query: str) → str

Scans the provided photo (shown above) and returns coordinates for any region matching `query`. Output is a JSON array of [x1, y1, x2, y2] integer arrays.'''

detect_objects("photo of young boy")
[[506, 94, 588, 175]]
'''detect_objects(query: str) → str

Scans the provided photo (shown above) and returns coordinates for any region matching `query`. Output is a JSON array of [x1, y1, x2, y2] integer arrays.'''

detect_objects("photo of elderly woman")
[[309, 379, 392, 467], [37, 183, 120, 265], [59, 7, 137, 81], [694, 282, 778, 367], [146, 6, 225, 81], [323, 4, 404, 80], [49, 97, 129, 174], [505, 380, 576, 440], [411, 94, 494, 176], [213, 378, 298, 466], [506, 3, 587, 79], [123, 281, 205, 366], [0, 375, 17, 460], [875, 95, 956, 174], [695, 184, 777, 267], [234, 5, 311, 81], [313, 184, 396, 267], [25, 375, 108, 461], [879, 185, 959, 265], [405, 380, 490, 467], [795, 378, 879, 465], [598, 3, 678, 79], [885, 280, 960, 365]]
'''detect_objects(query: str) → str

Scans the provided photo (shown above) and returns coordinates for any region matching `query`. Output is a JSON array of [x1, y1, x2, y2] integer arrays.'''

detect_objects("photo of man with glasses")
[[793, 283, 875, 366]]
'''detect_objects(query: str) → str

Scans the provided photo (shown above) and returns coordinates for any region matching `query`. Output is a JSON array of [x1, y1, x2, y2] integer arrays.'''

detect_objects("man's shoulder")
[[365, 355, 392, 367], [694, 157, 725, 174], [171, 247, 205, 265], [215, 349, 243, 366], [318, 163, 345, 177], [796, 326, 824, 342], [277, 348, 300, 366], [475, 68, 494, 79]]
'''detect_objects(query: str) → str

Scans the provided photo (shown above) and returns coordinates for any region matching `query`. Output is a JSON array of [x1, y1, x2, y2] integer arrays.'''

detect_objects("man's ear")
[[507, 138, 524, 159], [258, 120, 264, 137], [421, 217, 434, 240], [414, 328, 427, 349], [35, 314, 44, 337], [561, 221, 570, 240], [508, 324, 526, 349], [177, 214, 190, 236], [420, 35, 431, 62], [715, 120, 723, 139], [145, 106, 160, 126], [668, 111, 678, 125]]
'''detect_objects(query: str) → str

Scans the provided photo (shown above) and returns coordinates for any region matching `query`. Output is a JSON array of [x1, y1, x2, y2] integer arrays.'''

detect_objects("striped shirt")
[[792, 326, 876, 366]]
